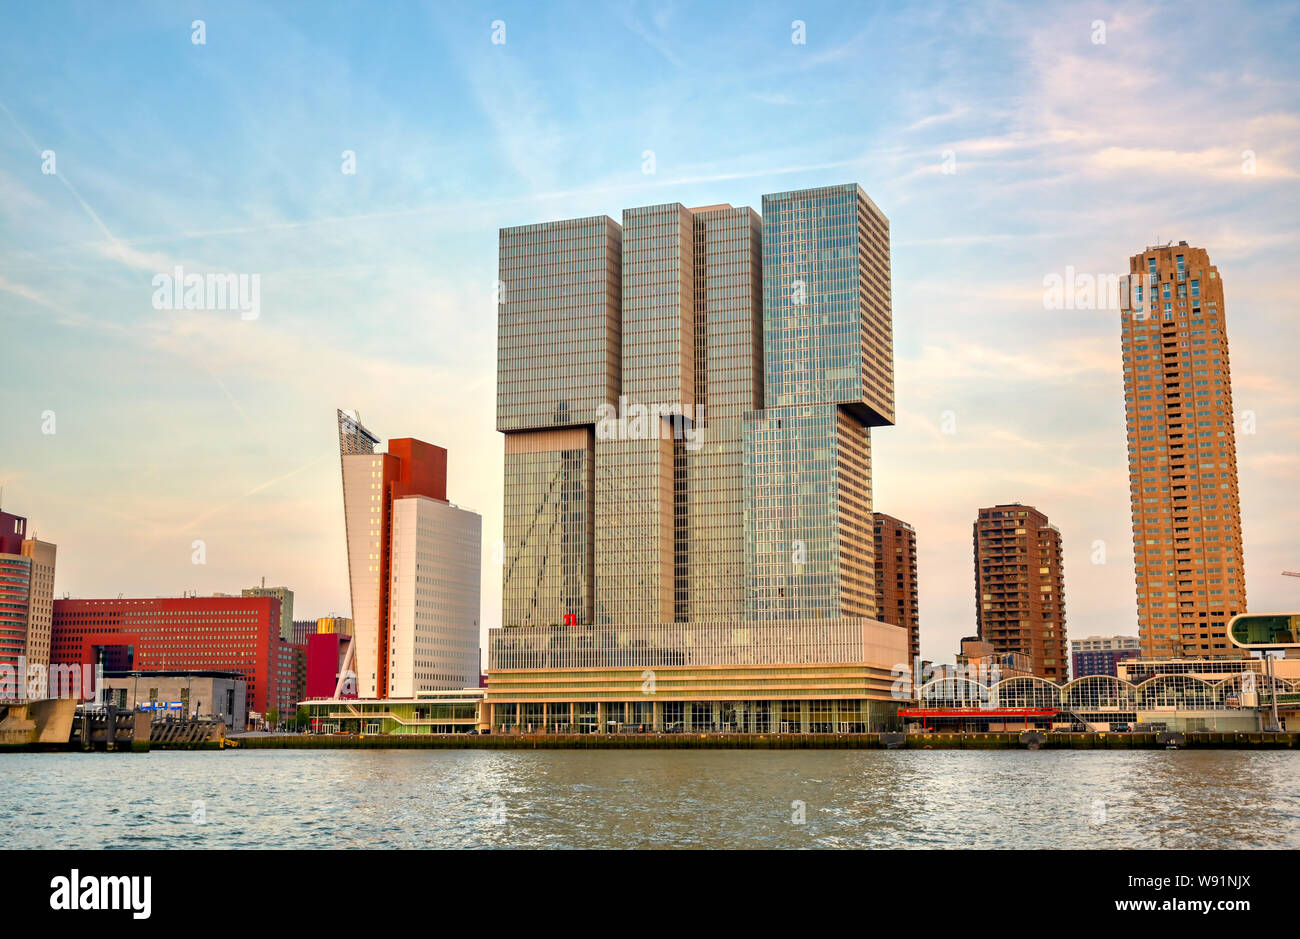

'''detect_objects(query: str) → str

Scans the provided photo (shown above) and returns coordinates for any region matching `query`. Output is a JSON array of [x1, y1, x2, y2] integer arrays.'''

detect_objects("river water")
[[4, 749, 1297, 849]]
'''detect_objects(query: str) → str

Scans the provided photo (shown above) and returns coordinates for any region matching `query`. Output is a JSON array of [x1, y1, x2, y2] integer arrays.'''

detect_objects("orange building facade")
[[1122, 243, 1246, 658]]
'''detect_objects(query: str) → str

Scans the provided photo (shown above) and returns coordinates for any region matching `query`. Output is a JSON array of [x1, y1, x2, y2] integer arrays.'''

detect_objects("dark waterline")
[[4, 749, 1297, 849]]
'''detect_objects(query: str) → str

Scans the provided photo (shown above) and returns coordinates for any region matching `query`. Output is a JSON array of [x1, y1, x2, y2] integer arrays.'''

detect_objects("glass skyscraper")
[[497, 183, 893, 629], [497, 216, 620, 627], [743, 184, 894, 621]]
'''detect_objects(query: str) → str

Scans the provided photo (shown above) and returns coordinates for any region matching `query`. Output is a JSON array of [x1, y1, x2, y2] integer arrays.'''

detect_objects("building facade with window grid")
[[873, 512, 920, 664], [50, 595, 301, 716], [498, 216, 620, 627], [1071, 635, 1142, 678], [0, 511, 57, 674], [973, 504, 1067, 680], [742, 184, 892, 622], [1121, 243, 1245, 660], [486, 619, 907, 733], [913, 669, 1290, 732], [492, 184, 904, 728]]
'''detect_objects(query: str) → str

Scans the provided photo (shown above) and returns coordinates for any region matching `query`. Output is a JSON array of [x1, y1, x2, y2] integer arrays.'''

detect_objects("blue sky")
[[2, 0, 1298, 663]]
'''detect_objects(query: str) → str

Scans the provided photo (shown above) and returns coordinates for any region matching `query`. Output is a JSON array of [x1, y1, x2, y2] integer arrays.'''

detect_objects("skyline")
[[2, 2, 1299, 665]]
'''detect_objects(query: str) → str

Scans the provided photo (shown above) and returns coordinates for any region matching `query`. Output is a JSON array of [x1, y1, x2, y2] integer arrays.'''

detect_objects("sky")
[[1, 0, 1298, 666]]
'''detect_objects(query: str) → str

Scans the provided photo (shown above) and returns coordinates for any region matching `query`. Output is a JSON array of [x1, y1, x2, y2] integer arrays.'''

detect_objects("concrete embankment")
[[0, 709, 227, 752]]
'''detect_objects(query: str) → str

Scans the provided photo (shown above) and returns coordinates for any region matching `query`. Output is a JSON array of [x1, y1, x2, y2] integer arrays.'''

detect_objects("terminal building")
[[901, 656, 1300, 733]]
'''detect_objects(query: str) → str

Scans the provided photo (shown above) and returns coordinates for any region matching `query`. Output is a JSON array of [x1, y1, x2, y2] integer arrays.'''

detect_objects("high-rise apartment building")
[[0, 510, 57, 675], [20, 538, 55, 671], [1122, 243, 1245, 659], [973, 504, 1067, 680], [873, 512, 919, 665], [487, 184, 908, 733], [337, 410, 481, 698]]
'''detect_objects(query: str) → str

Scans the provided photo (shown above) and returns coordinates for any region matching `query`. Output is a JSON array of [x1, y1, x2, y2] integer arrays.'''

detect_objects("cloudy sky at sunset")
[[2, 1, 1297, 664]]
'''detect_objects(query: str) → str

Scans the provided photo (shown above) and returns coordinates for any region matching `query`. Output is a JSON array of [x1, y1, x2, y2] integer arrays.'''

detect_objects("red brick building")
[[872, 512, 920, 666], [51, 596, 305, 717], [973, 504, 1067, 680]]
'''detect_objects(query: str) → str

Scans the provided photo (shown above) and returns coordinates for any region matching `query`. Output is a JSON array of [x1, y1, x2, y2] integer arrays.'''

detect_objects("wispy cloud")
[[1, 0, 1296, 658]]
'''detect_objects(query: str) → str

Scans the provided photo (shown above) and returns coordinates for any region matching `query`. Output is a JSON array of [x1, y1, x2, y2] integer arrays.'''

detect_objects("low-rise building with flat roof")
[[100, 670, 247, 729], [485, 618, 908, 734], [302, 688, 484, 734]]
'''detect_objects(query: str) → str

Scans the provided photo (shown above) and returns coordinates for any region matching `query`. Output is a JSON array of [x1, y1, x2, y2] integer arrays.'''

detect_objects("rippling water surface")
[[4, 749, 1297, 848]]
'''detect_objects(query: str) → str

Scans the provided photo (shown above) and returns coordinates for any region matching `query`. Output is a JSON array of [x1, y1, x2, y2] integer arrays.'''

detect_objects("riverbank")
[[220, 730, 1300, 750]]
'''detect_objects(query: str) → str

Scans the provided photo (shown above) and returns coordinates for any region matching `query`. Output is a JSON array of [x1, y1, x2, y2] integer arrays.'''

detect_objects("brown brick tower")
[[973, 504, 1067, 680], [1122, 243, 1246, 658]]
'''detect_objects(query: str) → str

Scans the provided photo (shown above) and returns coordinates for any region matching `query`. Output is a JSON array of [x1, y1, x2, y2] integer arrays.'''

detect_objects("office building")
[[337, 410, 481, 698], [51, 595, 302, 716], [498, 184, 892, 628], [302, 616, 354, 698], [315, 615, 352, 634], [1072, 635, 1142, 678], [1122, 243, 1246, 658], [488, 184, 907, 731], [0, 509, 57, 674], [873, 512, 919, 665], [0, 511, 25, 555], [0, 510, 31, 673], [497, 216, 616, 628], [301, 619, 360, 703], [488, 620, 906, 733], [242, 583, 294, 641], [974, 503, 1067, 680], [744, 185, 892, 622]]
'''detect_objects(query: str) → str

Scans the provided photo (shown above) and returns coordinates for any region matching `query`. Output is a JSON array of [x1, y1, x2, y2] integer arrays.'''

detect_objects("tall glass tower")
[[497, 184, 893, 628], [743, 184, 894, 621]]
